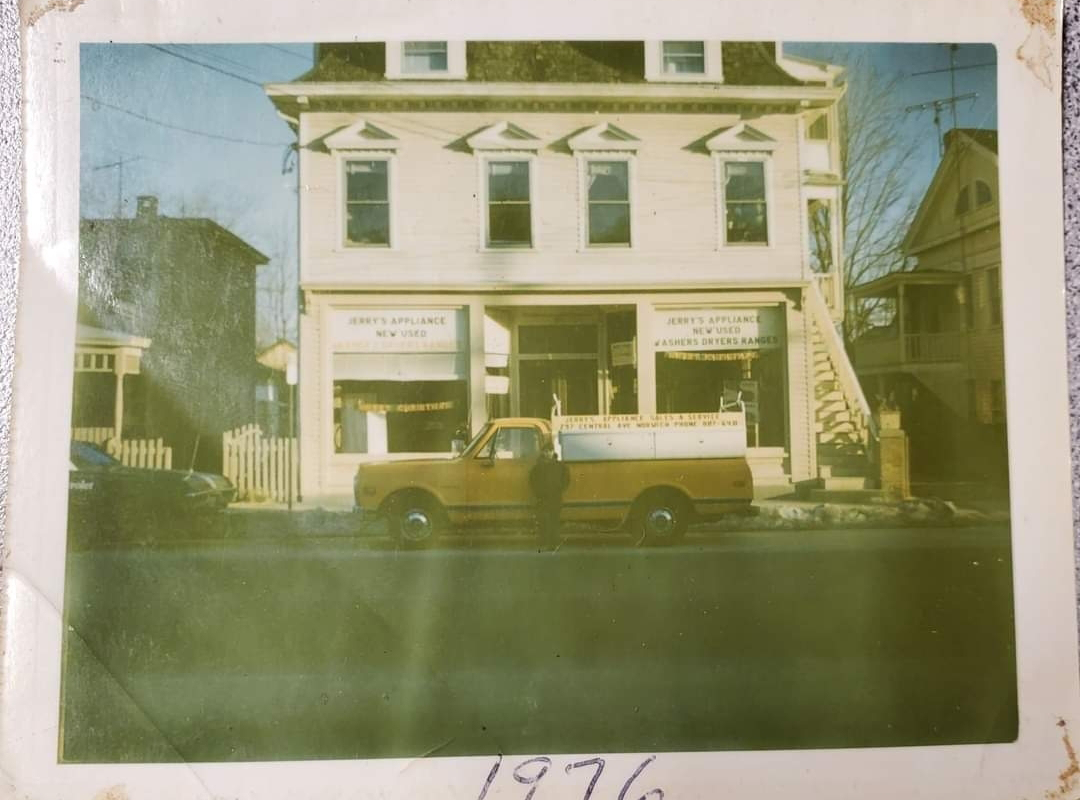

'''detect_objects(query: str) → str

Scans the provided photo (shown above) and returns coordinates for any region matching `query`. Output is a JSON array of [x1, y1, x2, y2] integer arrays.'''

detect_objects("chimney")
[[136, 195, 158, 219]]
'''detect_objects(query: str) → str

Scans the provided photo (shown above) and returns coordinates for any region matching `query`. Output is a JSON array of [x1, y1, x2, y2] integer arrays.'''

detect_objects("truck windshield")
[[459, 424, 492, 458]]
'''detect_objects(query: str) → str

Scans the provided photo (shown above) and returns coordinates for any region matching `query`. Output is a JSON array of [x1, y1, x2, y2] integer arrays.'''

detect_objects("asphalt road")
[[59, 524, 1016, 763]]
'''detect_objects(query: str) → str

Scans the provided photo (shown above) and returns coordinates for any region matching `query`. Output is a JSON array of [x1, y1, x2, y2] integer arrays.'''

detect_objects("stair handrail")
[[807, 281, 879, 444]]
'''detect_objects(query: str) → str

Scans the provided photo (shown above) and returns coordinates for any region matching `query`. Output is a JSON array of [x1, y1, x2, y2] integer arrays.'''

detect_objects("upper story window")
[[486, 160, 533, 248], [954, 186, 971, 216], [662, 41, 705, 74], [806, 113, 830, 140], [955, 179, 994, 217], [807, 198, 833, 272], [385, 41, 466, 80], [723, 161, 769, 245], [344, 159, 391, 247], [403, 41, 447, 73], [645, 40, 723, 82], [706, 123, 776, 248], [566, 123, 640, 250], [586, 161, 632, 246]]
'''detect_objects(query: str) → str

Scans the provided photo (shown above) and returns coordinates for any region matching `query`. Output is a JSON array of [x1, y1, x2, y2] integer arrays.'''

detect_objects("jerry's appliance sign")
[[330, 308, 464, 353], [653, 308, 782, 352]]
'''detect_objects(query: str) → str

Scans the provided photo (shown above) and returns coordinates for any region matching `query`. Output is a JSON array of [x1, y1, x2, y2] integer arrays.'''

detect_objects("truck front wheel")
[[386, 493, 445, 548], [631, 490, 691, 545]]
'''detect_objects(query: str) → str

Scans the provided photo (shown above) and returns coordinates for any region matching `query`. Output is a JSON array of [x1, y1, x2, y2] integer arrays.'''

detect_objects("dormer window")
[[662, 41, 705, 74], [385, 41, 466, 80], [645, 41, 723, 82], [403, 41, 447, 73]]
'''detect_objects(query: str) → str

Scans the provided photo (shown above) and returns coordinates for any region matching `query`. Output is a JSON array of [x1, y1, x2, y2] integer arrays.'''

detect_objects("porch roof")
[[75, 324, 151, 351], [851, 269, 961, 298]]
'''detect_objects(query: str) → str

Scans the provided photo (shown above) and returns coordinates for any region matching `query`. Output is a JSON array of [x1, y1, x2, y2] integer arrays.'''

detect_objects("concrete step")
[[820, 476, 868, 491], [805, 487, 884, 504]]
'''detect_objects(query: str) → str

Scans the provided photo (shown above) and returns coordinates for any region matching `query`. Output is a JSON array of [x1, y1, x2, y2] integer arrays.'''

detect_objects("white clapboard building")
[[266, 41, 874, 499]]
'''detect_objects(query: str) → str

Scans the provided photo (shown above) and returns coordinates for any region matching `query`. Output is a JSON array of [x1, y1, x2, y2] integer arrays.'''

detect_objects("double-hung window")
[[344, 159, 391, 247], [486, 160, 532, 248], [723, 161, 769, 245], [385, 41, 466, 79], [402, 41, 448, 74], [586, 161, 631, 246], [662, 41, 706, 74]]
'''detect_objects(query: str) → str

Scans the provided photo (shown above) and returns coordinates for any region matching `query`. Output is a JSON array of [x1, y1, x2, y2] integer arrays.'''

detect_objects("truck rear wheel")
[[386, 493, 445, 548], [631, 490, 691, 545]]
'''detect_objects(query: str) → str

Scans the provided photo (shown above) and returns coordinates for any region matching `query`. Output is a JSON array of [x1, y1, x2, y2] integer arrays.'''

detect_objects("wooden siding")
[[299, 110, 810, 288]]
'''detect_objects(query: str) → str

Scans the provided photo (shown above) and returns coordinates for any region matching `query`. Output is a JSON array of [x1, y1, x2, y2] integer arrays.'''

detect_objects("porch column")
[[113, 371, 125, 442], [896, 284, 906, 364], [469, 300, 487, 435], [635, 301, 656, 414]]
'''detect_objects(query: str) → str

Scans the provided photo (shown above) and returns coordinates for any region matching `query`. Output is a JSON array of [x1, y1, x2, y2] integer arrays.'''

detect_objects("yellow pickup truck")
[[354, 414, 754, 546]]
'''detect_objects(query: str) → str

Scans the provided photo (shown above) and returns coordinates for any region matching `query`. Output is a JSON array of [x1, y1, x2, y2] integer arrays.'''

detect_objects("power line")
[[186, 45, 269, 79], [909, 62, 996, 78], [145, 44, 265, 87], [263, 43, 313, 62], [82, 94, 293, 148]]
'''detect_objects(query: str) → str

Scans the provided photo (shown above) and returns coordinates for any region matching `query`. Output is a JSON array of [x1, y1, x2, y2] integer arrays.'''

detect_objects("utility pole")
[[91, 156, 140, 217]]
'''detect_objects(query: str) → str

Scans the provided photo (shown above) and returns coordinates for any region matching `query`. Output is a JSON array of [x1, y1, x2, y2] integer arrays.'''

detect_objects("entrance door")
[[519, 360, 600, 418], [516, 321, 601, 418]]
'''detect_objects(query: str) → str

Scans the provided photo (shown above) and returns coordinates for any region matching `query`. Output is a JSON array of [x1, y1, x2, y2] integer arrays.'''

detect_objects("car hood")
[[357, 456, 457, 470]]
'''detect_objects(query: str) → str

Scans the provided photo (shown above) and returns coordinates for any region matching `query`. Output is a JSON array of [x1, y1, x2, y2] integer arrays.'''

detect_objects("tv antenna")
[[91, 155, 141, 217], [903, 44, 979, 157]]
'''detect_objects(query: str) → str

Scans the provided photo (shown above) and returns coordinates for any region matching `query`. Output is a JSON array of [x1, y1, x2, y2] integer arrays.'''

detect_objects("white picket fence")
[[71, 428, 173, 470], [222, 424, 298, 503]]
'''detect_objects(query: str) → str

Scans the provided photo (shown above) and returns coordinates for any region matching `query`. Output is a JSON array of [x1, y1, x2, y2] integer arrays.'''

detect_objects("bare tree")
[[832, 53, 922, 346]]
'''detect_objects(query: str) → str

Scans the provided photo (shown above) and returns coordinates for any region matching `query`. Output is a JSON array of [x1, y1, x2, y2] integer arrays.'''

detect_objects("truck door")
[[464, 424, 542, 525]]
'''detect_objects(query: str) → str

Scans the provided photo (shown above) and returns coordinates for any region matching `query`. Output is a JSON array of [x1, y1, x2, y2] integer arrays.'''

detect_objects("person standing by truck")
[[530, 444, 569, 550]]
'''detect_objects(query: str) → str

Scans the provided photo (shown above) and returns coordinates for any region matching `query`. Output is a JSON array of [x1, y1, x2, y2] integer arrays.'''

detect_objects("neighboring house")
[[77, 196, 269, 471], [255, 339, 298, 437], [266, 40, 873, 499], [851, 128, 1005, 485], [70, 323, 151, 442]]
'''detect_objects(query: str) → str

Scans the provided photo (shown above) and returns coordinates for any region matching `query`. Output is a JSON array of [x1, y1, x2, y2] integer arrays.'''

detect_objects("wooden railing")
[[902, 332, 967, 363], [813, 272, 844, 321], [854, 331, 966, 368], [806, 282, 875, 442], [223, 424, 298, 503]]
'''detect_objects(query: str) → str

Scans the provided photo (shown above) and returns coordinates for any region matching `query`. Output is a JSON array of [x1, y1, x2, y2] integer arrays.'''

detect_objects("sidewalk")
[[223, 493, 1010, 539]]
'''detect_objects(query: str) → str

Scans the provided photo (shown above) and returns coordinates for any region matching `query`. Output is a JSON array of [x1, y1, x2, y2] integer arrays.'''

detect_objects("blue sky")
[[79, 42, 997, 345]]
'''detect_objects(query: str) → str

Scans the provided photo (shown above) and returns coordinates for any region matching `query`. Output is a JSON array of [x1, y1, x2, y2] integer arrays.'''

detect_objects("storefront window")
[[656, 349, 786, 447], [334, 379, 468, 454]]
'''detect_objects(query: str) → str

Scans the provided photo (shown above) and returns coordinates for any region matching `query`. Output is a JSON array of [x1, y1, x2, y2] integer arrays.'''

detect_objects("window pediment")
[[324, 120, 399, 151], [466, 122, 541, 152], [706, 123, 778, 154], [567, 123, 640, 152]]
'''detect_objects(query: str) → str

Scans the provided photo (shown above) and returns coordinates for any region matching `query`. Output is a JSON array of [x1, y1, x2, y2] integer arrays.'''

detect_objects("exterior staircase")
[[807, 284, 877, 493]]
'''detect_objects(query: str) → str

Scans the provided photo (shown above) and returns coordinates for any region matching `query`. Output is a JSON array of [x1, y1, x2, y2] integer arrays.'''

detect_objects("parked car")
[[68, 440, 236, 527], [354, 414, 754, 547]]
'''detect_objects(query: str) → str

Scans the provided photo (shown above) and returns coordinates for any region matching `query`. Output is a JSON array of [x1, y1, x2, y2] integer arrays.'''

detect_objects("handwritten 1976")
[[477, 754, 664, 800]]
